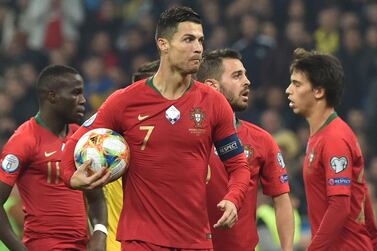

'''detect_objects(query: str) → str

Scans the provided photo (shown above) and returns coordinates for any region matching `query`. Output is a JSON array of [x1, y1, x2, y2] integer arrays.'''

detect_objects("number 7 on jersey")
[[139, 126, 155, 150]]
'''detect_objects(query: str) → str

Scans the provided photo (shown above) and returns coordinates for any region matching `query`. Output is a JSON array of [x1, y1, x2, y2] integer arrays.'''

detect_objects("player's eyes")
[[233, 73, 242, 79]]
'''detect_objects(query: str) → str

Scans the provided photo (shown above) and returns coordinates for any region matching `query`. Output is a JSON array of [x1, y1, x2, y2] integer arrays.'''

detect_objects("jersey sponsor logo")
[[328, 177, 351, 186], [82, 113, 97, 127], [277, 152, 286, 168], [138, 114, 149, 121], [280, 174, 289, 183], [44, 151, 57, 157], [165, 105, 180, 124], [1, 154, 19, 173], [330, 156, 348, 173], [190, 107, 205, 128]]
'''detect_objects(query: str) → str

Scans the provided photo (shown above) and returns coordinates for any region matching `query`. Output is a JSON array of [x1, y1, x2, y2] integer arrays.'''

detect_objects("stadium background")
[[0, 0, 376, 250]]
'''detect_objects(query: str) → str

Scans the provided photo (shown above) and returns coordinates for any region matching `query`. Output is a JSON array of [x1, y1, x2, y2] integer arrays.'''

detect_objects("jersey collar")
[[318, 111, 338, 132], [34, 112, 68, 137], [35, 111, 49, 129], [146, 76, 193, 97]]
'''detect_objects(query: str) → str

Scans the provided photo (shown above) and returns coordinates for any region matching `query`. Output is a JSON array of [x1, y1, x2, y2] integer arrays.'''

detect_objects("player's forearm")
[[222, 154, 251, 209], [308, 195, 350, 251], [85, 188, 108, 227], [0, 208, 26, 251], [86, 188, 107, 250], [273, 193, 294, 251]]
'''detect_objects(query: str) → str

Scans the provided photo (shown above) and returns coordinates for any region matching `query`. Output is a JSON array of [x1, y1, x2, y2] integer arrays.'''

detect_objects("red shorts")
[[25, 237, 87, 251], [121, 240, 213, 251]]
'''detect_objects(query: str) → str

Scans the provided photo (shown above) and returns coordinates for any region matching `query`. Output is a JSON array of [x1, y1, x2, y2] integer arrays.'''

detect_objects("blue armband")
[[214, 133, 244, 161]]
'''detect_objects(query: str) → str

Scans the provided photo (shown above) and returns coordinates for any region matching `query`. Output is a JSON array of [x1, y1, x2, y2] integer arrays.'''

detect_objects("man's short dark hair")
[[36, 64, 79, 100], [196, 48, 242, 82], [132, 60, 160, 82], [155, 6, 201, 42], [290, 48, 344, 107]]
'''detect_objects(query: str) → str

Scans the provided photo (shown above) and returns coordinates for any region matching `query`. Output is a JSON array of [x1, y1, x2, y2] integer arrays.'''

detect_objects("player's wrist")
[[93, 223, 108, 236]]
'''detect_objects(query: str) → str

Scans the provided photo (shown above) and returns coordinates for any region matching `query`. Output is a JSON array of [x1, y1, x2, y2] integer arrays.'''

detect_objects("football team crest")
[[244, 145, 254, 160], [309, 149, 315, 165], [190, 108, 205, 128]]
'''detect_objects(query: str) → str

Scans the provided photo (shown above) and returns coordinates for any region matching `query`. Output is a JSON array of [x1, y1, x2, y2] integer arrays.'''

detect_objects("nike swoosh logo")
[[138, 114, 149, 121], [44, 151, 57, 157]]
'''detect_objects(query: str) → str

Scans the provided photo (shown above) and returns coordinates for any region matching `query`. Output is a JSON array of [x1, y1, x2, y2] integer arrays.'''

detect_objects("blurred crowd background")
[[0, 0, 377, 250]]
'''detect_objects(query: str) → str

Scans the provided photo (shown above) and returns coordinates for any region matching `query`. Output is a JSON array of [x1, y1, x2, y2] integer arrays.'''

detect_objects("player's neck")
[[36, 110, 68, 138], [153, 67, 192, 100], [306, 106, 336, 136]]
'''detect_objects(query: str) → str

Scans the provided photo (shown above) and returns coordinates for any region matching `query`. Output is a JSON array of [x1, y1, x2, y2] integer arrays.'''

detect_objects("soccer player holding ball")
[[286, 48, 377, 250], [61, 6, 251, 251], [0, 65, 107, 251], [99, 60, 160, 251], [197, 48, 294, 251]]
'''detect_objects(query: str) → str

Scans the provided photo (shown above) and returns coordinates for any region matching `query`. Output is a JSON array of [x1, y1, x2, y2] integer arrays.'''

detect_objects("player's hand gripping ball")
[[74, 128, 130, 182]]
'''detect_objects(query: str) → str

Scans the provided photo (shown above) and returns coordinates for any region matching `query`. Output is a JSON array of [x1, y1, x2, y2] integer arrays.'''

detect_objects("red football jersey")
[[0, 118, 87, 245], [304, 114, 373, 250], [206, 120, 290, 251], [61, 79, 250, 249]]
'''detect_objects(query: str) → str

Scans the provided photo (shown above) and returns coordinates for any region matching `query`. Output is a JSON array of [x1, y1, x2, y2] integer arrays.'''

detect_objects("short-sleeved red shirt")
[[206, 120, 290, 251], [0, 118, 87, 244]]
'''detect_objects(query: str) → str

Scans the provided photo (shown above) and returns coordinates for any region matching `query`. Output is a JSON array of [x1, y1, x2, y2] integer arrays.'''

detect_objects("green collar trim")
[[318, 112, 338, 131], [146, 77, 193, 96], [146, 77, 161, 95], [34, 111, 68, 137], [34, 112, 49, 129]]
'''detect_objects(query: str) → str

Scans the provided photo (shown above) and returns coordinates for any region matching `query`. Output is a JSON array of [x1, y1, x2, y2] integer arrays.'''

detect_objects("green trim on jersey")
[[146, 77, 161, 95], [146, 77, 193, 97], [318, 112, 338, 132], [35, 112, 49, 129], [34, 112, 68, 137]]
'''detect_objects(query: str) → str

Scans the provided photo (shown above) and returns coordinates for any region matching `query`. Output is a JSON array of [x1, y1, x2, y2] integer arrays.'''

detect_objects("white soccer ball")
[[74, 128, 130, 182]]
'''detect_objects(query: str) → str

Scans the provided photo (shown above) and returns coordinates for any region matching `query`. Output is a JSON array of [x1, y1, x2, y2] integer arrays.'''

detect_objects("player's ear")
[[203, 79, 220, 91], [313, 87, 325, 100], [157, 38, 169, 53], [47, 90, 57, 104]]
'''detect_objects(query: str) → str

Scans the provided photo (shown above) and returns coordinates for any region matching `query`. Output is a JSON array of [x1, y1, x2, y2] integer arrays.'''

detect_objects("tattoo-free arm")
[[85, 188, 108, 251], [272, 193, 294, 251], [0, 181, 27, 251]]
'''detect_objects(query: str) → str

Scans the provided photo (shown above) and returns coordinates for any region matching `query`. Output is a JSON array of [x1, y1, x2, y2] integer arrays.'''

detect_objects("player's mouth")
[[241, 89, 249, 101], [288, 97, 295, 108], [76, 107, 86, 117], [190, 56, 201, 63]]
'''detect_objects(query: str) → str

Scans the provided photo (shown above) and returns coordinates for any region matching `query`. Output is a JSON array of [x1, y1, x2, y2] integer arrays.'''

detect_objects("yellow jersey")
[[103, 178, 123, 251]]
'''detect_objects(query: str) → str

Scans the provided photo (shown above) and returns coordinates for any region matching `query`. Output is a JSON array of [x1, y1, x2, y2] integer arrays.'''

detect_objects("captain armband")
[[214, 133, 244, 161]]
